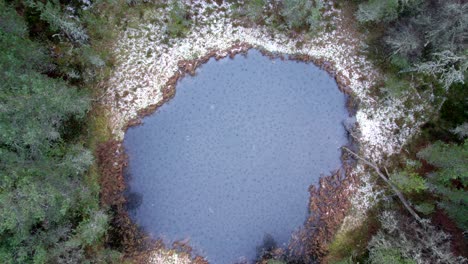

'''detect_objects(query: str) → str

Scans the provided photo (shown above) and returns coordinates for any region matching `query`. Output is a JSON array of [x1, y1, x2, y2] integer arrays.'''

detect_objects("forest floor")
[[96, 0, 434, 262]]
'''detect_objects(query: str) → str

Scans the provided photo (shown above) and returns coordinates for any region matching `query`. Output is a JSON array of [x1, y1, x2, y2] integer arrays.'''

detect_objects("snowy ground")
[[102, 1, 430, 262]]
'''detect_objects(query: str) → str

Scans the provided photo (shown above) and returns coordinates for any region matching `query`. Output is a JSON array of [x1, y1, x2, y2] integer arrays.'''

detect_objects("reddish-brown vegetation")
[[98, 43, 362, 262], [97, 140, 148, 254], [288, 156, 359, 262]]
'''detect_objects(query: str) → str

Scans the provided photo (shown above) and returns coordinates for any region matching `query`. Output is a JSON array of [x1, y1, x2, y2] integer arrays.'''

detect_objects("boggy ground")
[[96, 0, 434, 263], [99, 45, 361, 263]]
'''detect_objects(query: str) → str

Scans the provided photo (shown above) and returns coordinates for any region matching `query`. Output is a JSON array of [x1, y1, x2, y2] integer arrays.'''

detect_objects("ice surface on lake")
[[124, 50, 347, 264]]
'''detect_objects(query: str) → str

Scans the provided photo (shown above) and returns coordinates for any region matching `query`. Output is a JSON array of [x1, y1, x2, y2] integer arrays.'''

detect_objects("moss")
[[86, 105, 113, 151], [326, 210, 380, 263]]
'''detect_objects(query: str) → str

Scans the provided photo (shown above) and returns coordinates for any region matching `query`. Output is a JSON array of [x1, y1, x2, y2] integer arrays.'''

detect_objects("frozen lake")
[[124, 50, 347, 263]]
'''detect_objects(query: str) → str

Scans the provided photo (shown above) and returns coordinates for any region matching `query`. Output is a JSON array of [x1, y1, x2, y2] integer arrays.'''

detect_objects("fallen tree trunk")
[[342, 147, 423, 224]]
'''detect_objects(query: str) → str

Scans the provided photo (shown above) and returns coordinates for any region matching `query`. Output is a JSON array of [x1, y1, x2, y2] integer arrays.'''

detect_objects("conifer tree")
[[418, 140, 468, 230]]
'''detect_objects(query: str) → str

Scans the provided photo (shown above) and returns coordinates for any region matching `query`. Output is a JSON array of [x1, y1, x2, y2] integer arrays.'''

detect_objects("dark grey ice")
[[124, 50, 348, 263]]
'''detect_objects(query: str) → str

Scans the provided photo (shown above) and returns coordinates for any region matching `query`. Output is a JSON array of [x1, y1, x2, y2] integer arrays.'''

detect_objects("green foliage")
[[368, 211, 465, 263], [327, 214, 376, 263], [380, 76, 411, 97], [166, 1, 191, 38], [390, 171, 427, 194], [0, 2, 113, 262], [424, 2, 467, 54], [404, 159, 422, 171], [417, 140, 468, 230], [355, 0, 399, 23], [12, 0, 111, 84], [418, 140, 468, 184], [402, 1, 467, 89], [368, 248, 416, 264], [0, 1, 28, 36], [246, 0, 266, 22], [385, 25, 422, 61], [421, 81, 468, 142], [412, 51, 467, 91], [358, 0, 467, 92], [24, 0, 89, 44], [281, 0, 324, 31], [438, 82, 468, 133], [282, 0, 309, 29], [414, 202, 435, 215], [306, 2, 323, 32], [58, 44, 107, 82], [390, 55, 411, 70], [74, 210, 109, 246], [389, 159, 426, 194], [452, 123, 468, 139]]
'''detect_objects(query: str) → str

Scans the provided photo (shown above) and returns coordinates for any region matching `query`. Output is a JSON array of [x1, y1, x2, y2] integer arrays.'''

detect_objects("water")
[[124, 50, 348, 263]]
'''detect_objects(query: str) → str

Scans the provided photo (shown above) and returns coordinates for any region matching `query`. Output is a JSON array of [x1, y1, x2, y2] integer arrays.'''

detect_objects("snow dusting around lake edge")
[[101, 1, 431, 262]]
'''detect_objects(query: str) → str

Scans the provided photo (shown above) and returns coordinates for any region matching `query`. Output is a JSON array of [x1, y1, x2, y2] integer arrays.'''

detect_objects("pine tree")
[[417, 140, 468, 230], [24, 0, 89, 44], [0, 3, 108, 262], [246, 0, 266, 23], [281, 0, 323, 31], [368, 211, 466, 263], [355, 0, 399, 23]]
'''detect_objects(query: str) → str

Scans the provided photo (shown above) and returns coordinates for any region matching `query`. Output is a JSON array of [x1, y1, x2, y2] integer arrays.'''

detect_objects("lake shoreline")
[[99, 46, 360, 263], [97, 1, 427, 262]]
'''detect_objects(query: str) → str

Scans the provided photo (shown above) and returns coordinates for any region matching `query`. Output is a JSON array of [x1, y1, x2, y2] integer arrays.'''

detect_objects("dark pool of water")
[[124, 50, 348, 263]]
